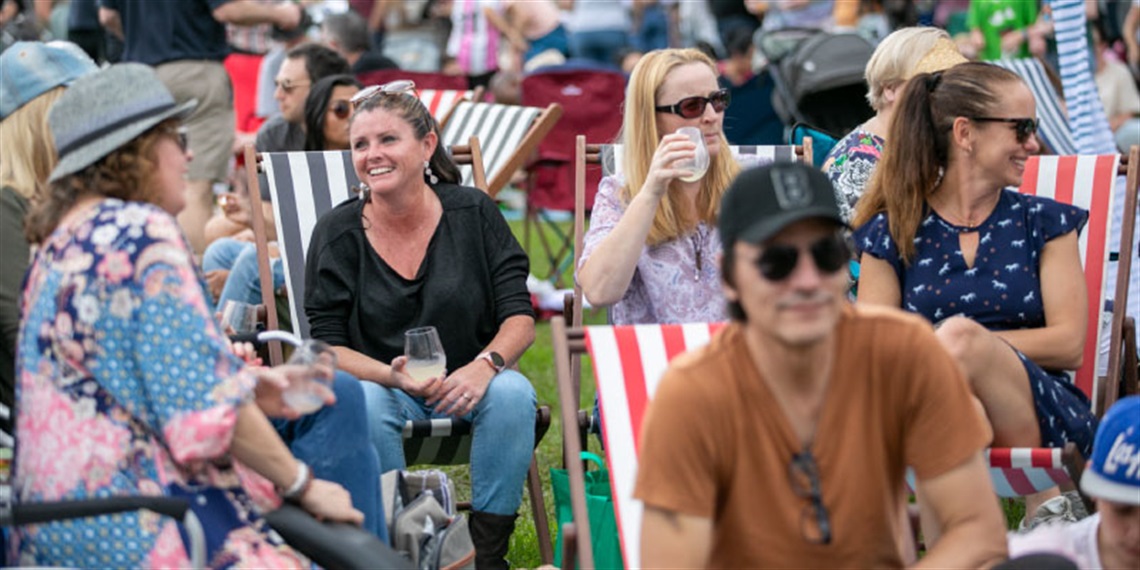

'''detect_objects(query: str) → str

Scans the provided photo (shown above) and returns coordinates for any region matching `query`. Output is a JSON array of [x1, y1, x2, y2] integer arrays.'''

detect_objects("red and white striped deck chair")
[[552, 319, 725, 569], [978, 153, 1139, 503], [419, 89, 474, 125]]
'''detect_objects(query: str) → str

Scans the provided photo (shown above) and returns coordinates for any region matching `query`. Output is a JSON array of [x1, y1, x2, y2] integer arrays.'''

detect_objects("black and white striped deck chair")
[[439, 100, 563, 198], [243, 144, 555, 563], [993, 58, 1079, 155], [558, 137, 811, 456]]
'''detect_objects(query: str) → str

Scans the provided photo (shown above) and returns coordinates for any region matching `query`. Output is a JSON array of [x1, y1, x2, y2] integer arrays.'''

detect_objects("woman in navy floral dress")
[[853, 62, 1096, 528]]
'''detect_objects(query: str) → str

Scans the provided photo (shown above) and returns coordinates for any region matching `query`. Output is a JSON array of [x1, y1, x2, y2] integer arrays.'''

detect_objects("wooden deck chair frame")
[[439, 101, 563, 198], [242, 142, 554, 564], [559, 136, 814, 459], [430, 85, 485, 130]]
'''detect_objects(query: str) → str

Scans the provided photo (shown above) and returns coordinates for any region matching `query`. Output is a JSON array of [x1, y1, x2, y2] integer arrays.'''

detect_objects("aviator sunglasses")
[[330, 100, 352, 120], [351, 79, 418, 109], [755, 233, 848, 282], [788, 449, 832, 545], [969, 116, 1039, 144], [655, 88, 731, 119]]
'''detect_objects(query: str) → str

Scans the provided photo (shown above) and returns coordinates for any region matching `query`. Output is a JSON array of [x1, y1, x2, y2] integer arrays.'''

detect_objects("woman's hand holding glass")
[[428, 360, 494, 417], [251, 363, 337, 420], [644, 130, 707, 198]]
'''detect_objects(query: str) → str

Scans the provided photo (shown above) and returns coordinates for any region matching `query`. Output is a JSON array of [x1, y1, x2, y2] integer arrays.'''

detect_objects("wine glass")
[[281, 339, 337, 415], [674, 126, 710, 182], [220, 300, 258, 334], [404, 326, 447, 382]]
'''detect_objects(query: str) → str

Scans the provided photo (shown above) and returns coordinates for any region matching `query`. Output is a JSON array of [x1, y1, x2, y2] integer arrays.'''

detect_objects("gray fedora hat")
[[48, 63, 197, 182]]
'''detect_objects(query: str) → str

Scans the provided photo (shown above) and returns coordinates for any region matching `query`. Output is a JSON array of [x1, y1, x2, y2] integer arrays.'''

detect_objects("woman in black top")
[[304, 81, 537, 569]]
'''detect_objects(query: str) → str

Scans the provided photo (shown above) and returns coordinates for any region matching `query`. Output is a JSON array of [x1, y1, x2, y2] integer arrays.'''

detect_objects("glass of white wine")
[[404, 326, 447, 383], [674, 126, 709, 182]]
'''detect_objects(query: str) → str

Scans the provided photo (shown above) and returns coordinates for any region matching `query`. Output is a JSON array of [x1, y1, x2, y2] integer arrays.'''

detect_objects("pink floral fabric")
[[13, 199, 303, 568]]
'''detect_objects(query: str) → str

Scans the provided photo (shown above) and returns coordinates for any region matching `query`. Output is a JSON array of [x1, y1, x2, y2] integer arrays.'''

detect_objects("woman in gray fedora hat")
[[12, 63, 372, 568]]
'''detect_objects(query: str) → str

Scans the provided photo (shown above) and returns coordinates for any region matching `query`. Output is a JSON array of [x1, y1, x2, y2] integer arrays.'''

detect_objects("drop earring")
[[424, 160, 438, 185]]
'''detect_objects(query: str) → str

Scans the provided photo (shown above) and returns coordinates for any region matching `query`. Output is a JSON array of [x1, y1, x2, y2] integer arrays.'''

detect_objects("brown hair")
[[852, 62, 1023, 262], [619, 48, 741, 246], [25, 119, 176, 244], [349, 88, 460, 194]]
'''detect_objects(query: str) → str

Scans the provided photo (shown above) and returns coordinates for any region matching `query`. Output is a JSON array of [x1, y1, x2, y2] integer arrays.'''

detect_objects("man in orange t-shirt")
[[635, 163, 1008, 568]]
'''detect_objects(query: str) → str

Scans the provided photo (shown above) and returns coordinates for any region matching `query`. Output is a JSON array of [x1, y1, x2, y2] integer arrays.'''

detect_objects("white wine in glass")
[[675, 126, 710, 182], [404, 326, 447, 382]]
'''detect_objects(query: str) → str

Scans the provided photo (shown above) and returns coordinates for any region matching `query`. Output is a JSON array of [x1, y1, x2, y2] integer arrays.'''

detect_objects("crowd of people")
[[1, 0, 1139, 568]]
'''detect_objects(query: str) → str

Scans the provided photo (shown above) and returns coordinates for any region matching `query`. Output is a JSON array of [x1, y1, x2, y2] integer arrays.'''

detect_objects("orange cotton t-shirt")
[[634, 305, 990, 568]]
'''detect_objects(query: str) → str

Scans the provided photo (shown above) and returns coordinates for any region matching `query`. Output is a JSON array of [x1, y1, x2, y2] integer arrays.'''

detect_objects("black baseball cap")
[[719, 162, 847, 250]]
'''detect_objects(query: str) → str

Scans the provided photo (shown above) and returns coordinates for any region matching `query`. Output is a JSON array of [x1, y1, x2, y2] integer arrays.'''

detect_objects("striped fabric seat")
[[992, 58, 1079, 156], [419, 89, 473, 124], [986, 448, 1070, 497], [439, 100, 561, 197], [1018, 154, 1121, 407]]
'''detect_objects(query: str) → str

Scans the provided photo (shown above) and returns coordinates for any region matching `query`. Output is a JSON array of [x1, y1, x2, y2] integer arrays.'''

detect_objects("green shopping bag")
[[550, 451, 624, 569]]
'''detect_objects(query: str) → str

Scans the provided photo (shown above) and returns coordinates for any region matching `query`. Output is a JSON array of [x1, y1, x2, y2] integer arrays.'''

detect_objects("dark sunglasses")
[[331, 100, 351, 120], [788, 450, 832, 545], [969, 116, 1039, 143], [755, 234, 848, 282], [655, 88, 731, 119], [351, 79, 418, 109], [161, 126, 189, 153]]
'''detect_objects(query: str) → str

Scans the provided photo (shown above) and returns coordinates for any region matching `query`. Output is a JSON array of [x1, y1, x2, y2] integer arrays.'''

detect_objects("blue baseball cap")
[[1080, 395, 1140, 505], [1, 41, 98, 120]]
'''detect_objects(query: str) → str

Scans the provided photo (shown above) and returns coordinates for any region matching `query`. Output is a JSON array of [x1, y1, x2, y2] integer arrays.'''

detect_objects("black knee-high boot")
[[469, 511, 517, 570]]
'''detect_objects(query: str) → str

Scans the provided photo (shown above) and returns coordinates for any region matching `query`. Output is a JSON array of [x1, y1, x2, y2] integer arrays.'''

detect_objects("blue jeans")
[[202, 238, 284, 310], [274, 371, 388, 542], [360, 370, 536, 515]]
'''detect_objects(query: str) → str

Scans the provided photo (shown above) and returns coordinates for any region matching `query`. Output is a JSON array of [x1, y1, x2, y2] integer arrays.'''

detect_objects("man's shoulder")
[[663, 324, 747, 386], [255, 117, 304, 152]]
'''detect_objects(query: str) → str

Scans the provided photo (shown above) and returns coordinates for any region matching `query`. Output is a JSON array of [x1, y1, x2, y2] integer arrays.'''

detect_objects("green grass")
[[432, 218, 603, 568]]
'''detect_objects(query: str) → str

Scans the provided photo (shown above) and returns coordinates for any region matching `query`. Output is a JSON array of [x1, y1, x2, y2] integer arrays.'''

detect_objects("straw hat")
[[910, 38, 968, 77], [47, 63, 197, 182]]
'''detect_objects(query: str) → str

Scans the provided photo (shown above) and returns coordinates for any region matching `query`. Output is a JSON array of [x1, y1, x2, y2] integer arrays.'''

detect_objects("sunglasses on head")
[[274, 78, 310, 95], [351, 79, 418, 109], [331, 100, 351, 120], [655, 88, 731, 119], [969, 116, 1039, 143], [755, 233, 848, 282]]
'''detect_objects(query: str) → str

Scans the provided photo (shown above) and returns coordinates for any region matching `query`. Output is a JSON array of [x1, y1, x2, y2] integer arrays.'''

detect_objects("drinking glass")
[[404, 326, 447, 382], [281, 339, 337, 415], [221, 300, 258, 334], [674, 126, 710, 182]]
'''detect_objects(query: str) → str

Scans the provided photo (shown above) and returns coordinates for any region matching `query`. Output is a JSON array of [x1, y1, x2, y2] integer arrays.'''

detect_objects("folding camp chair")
[[520, 67, 626, 287], [992, 58, 1079, 156], [439, 100, 563, 198], [243, 143, 555, 564]]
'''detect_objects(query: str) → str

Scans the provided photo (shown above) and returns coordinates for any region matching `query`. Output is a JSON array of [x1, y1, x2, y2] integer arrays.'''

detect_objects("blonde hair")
[[618, 48, 741, 246], [0, 87, 65, 203], [864, 27, 955, 111]]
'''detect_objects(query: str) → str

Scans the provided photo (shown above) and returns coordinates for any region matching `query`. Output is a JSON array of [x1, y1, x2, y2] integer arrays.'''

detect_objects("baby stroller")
[[756, 28, 876, 138]]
